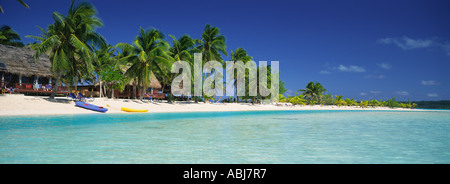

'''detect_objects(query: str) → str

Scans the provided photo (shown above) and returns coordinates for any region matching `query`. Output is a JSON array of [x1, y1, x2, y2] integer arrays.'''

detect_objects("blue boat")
[[75, 101, 108, 113]]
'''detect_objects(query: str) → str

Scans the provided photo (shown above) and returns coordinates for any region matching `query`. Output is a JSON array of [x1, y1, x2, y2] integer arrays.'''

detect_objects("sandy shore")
[[0, 94, 426, 116]]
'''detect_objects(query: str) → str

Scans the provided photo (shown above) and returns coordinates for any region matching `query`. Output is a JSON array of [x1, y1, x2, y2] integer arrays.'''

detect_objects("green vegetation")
[[29, 0, 105, 99], [24, 1, 258, 102], [412, 100, 450, 109], [298, 81, 327, 105], [198, 24, 227, 64], [16, 0, 443, 106], [277, 82, 418, 109], [0, 25, 24, 47], [229, 48, 253, 103], [121, 28, 172, 100], [335, 95, 346, 107], [280, 92, 307, 105]]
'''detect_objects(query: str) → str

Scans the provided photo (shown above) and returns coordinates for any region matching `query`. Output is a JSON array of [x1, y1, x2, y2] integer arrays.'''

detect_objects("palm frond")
[[34, 35, 60, 62], [17, 0, 29, 8]]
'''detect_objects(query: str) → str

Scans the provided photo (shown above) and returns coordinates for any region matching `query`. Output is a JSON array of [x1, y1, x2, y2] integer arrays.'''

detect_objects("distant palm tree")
[[0, 0, 29, 13], [228, 48, 252, 102], [29, 0, 105, 99], [125, 28, 172, 100], [298, 81, 327, 103], [360, 100, 368, 108], [0, 25, 24, 47], [335, 95, 346, 106]]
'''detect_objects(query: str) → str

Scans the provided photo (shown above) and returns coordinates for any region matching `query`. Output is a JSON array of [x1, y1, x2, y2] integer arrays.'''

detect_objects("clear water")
[[0, 110, 449, 163]]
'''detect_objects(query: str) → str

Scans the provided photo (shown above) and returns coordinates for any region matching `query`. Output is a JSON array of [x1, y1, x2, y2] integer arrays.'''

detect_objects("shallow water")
[[0, 110, 449, 163]]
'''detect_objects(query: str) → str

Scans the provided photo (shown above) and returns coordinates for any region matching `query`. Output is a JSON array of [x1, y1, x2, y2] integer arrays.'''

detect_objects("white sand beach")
[[0, 94, 425, 116], [0, 94, 428, 116]]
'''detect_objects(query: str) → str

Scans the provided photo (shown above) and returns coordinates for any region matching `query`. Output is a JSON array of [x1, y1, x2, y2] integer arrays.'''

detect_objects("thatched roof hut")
[[147, 71, 162, 89], [0, 44, 52, 77], [119, 65, 162, 89]]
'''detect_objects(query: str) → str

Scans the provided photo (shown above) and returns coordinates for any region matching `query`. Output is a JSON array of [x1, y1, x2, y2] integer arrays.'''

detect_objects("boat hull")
[[121, 107, 148, 112], [75, 101, 108, 113]]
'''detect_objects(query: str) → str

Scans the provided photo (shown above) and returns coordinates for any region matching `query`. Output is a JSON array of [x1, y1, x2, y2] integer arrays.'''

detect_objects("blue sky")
[[1, 0, 449, 101]]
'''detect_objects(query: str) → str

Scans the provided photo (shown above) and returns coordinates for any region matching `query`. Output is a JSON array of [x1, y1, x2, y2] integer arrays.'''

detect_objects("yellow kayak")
[[121, 107, 149, 112]]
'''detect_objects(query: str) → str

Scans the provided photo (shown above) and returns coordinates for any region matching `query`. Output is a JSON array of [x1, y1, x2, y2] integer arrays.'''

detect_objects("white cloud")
[[370, 90, 381, 94], [441, 43, 450, 56], [337, 64, 366, 73], [360, 92, 367, 96], [427, 93, 438, 97], [377, 36, 434, 50], [378, 36, 450, 57], [377, 63, 392, 70], [377, 38, 392, 44], [364, 74, 385, 79], [395, 91, 409, 96], [319, 70, 331, 74], [421, 80, 439, 86], [285, 89, 295, 97]]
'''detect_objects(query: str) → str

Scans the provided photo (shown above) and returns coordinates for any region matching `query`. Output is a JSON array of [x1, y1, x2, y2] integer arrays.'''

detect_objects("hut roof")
[[0, 44, 52, 77], [148, 71, 162, 89], [118, 64, 162, 89]]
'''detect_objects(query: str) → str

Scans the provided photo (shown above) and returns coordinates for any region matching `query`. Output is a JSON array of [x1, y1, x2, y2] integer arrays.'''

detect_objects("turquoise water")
[[0, 110, 449, 163]]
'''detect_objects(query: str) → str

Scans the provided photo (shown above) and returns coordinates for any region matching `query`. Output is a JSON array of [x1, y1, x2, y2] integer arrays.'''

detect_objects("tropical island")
[[0, 0, 433, 116], [1, 0, 449, 165]]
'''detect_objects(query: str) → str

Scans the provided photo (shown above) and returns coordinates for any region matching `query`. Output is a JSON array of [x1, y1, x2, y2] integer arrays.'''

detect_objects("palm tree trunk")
[[168, 93, 174, 103], [132, 84, 137, 99], [235, 81, 240, 103], [140, 84, 146, 100], [99, 75, 102, 98], [74, 76, 78, 94], [103, 85, 107, 97], [110, 84, 114, 99], [49, 76, 61, 99], [161, 84, 166, 99]]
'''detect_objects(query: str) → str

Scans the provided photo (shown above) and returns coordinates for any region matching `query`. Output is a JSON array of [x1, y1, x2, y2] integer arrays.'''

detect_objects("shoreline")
[[0, 94, 433, 117]]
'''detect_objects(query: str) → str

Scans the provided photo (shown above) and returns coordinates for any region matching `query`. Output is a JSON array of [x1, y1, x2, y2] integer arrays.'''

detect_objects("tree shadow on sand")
[[42, 97, 73, 104]]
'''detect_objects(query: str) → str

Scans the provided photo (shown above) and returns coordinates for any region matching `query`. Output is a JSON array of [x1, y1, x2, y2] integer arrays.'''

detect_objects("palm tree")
[[125, 27, 172, 100], [180, 24, 226, 101], [113, 42, 139, 98], [197, 24, 227, 63], [335, 95, 346, 106], [169, 34, 198, 62], [165, 34, 200, 101], [386, 97, 398, 108], [298, 81, 327, 104], [0, 25, 24, 47], [228, 48, 252, 102], [0, 0, 29, 13], [360, 100, 368, 108], [28, 0, 105, 99], [287, 92, 307, 105], [93, 44, 116, 98], [196, 24, 228, 100], [345, 98, 358, 106]]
